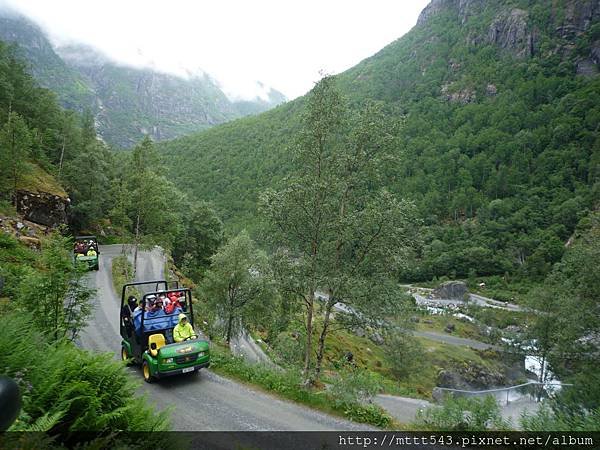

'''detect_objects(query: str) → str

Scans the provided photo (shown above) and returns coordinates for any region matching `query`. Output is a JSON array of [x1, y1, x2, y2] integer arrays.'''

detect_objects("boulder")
[[369, 332, 384, 345], [432, 387, 446, 402], [353, 327, 366, 338], [15, 190, 68, 228], [18, 236, 41, 249], [437, 364, 506, 390], [433, 281, 468, 300]]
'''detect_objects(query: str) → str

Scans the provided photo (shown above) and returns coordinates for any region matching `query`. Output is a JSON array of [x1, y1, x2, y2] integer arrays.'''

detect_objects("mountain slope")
[[0, 15, 96, 111], [56, 43, 242, 147], [159, 0, 600, 282], [0, 12, 287, 148]]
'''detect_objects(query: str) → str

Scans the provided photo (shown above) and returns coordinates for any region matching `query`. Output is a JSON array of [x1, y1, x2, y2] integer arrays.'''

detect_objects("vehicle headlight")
[[163, 357, 174, 364], [197, 351, 206, 358]]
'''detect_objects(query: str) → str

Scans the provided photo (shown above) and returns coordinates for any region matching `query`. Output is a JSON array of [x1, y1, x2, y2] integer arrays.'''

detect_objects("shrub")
[[0, 312, 170, 443], [383, 331, 424, 380], [330, 367, 383, 407], [414, 395, 511, 431]]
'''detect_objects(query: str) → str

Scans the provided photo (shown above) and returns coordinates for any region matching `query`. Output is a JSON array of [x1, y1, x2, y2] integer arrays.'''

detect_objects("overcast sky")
[[1, 0, 430, 100]]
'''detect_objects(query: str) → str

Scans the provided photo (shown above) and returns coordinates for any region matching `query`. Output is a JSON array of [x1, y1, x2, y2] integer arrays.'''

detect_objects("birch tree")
[[260, 76, 420, 383]]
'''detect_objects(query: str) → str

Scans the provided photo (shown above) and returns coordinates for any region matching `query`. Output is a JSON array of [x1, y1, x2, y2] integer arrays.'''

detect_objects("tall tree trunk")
[[11, 127, 18, 208], [314, 296, 335, 381], [133, 213, 140, 277], [302, 293, 315, 383], [226, 312, 234, 344], [54, 292, 60, 342], [58, 136, 66, 179]]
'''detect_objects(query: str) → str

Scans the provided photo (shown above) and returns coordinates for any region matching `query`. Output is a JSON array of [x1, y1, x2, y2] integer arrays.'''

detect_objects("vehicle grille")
[[175, 353, 198, 364]]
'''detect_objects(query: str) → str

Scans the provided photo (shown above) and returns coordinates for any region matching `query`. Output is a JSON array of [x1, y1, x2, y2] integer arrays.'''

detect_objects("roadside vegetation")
[[111, 253, 141, 300], [0, 233, 170, 444], [209, 344, 392, 428]]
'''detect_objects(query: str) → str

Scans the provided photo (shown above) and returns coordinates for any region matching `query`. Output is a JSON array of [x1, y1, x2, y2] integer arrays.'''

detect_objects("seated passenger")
[[122, 295, 136, 322], [75, 242, 85, 253], [87, 247, 97, 257], [158, 293, 169, 307], [145, 295, 157, 312], [164, 293, 181, 314], [173, 313, 197, 342]]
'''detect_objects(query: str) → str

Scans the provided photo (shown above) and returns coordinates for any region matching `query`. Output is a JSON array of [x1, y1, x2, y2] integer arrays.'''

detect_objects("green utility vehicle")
[[74, 235, 99, 270], [119, 280, 210, 383]]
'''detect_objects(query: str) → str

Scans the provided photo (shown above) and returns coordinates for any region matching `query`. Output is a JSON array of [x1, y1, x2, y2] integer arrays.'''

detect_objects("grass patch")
[[111, 254, 141, 300], [0, 199, 17, 216], [17, 163, 67, 198], [466, 304, 533, 330], [414, 314, 483, 340], [468, 275, 539, 304], [209, 343, 392, 428], [409, 337, 510, 394]]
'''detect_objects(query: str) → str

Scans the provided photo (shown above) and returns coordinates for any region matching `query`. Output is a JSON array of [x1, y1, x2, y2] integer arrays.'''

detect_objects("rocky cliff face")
[[57, 44, 241, 147], [417, 0, 485, 26], [554, 0, 600, 38], [488, 8, 535, 58], [418, 0, 599, 63]]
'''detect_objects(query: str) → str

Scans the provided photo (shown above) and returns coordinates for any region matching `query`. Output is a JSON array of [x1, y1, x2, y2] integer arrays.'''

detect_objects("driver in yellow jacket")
[[173, 313, 197, 342]]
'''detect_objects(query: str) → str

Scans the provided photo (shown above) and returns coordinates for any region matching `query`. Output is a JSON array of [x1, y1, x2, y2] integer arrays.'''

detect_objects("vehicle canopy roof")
[[75, 235, 98, 241]]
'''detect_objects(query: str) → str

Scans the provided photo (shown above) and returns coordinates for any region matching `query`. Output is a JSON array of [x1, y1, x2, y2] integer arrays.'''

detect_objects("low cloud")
[[0, 0, 429, 100]]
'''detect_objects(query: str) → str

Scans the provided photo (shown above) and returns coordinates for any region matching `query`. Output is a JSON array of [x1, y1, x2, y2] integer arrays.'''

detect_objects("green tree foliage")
[[110, 137, 183, 273], [199, 231, 276, 343], [520, 404, 600, 432], [0, 40, 120, 233], [16, 231, 94, 342], [63, 140, 114, 230], [0, 111, 31, 203], [172, 200, 224, 280], [261, 76, 419, 382], [525, 211, 600, 418], [329, 366, 383, 408]]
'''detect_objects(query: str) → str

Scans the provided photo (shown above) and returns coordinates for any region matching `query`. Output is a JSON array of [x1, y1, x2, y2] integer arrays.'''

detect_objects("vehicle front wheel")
[[142, 360, 153, 383]]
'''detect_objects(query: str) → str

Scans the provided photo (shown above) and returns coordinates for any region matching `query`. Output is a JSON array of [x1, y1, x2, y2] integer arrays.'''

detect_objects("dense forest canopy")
[[159, 0, 600, 284]]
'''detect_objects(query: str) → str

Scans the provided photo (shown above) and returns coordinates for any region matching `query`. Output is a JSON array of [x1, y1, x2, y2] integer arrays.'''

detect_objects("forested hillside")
[[160, 0, 600, 284]]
